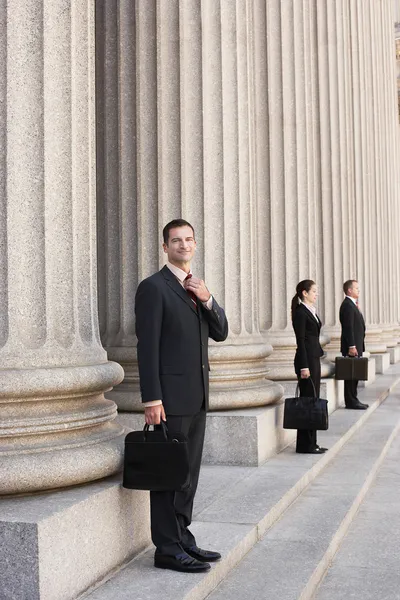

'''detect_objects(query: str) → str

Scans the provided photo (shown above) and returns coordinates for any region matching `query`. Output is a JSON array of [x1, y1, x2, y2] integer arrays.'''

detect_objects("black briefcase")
[[283, 381, 328, 431], [123, 421, 191, 492], [335, 357, 368, 380]]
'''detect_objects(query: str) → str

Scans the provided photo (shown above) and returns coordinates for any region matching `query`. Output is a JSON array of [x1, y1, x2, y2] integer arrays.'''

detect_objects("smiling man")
[[135, 218, 228, 573]]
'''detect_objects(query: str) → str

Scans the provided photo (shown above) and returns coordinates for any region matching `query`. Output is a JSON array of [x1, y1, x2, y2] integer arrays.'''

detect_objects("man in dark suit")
[[135, 219, 228, 573], [339, 280, 368, 410]]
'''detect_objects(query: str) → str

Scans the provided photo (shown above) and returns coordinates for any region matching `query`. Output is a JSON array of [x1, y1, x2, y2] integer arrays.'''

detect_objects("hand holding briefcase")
[[123, 421, 191, 492], [335, 357, 368, 380]]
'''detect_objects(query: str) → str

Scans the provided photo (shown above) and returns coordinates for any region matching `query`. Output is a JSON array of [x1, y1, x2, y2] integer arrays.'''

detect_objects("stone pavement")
[[81, 365, 400, 600]]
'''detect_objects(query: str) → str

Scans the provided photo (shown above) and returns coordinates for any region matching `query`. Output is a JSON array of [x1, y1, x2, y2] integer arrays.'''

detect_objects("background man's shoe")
[[183, 545, 221, 563], [310, 447, 327, 454], [155, 552, 211, 573], [345, 402, 368, 410]]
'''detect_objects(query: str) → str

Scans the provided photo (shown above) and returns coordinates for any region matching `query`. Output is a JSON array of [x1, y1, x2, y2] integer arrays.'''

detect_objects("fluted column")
[[323, 0, 357, 359], [97, 0, 283, 411], [0, 0, 124, 495], [263, 0, 332, 380], [378, 2, 400, 348]]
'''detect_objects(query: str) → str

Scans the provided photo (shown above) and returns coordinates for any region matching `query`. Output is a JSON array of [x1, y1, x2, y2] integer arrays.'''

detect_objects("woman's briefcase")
[[123, 421, 191, 492], [335, 357, 368, 380], [283, 382, 328, 431]]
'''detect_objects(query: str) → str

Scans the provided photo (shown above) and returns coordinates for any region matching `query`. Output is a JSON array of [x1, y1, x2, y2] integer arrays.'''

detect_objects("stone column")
[[263, 0, 332, 380], [322, 0, 357, 360], [97, 0, 283, 411], [201, 0, 282, 408], [0, 0, 124, 495], [377, 2, 400, 351]]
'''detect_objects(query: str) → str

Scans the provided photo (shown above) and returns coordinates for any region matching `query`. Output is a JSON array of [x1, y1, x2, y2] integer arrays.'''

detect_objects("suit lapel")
[[300, 303, 321, 331], [161, 265, 198, 315], [345, 296, 364, 325]]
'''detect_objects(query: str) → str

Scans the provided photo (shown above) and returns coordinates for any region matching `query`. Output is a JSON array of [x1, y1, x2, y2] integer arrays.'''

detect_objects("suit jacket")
[[292, 304, 324, 374], [339, 297, 365, 356], [135, 265, 228, 415]]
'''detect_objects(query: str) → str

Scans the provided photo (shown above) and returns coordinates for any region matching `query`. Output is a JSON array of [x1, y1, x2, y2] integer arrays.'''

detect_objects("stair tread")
[[314, 430, 400, 600], [82, 365, 400, 600], [207, 393, 400, 599]]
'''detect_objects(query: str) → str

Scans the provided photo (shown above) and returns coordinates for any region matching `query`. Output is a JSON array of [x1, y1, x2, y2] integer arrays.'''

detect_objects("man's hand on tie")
[[144, 404, 166, 425], [184, 276, 211, 303]]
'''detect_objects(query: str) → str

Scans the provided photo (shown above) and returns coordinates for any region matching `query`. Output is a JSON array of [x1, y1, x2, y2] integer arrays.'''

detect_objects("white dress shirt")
[[300, 301, 319, 321]]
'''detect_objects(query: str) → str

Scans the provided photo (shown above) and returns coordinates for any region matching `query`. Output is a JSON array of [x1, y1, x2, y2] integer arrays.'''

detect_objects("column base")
[[108, 342, 284, 411], [0, 476, 150, 600], [389, 346, 400, 364], [359, 358, 377, 387], [373, 353, 391, 374], [117, 377, 339, 467], [0, 362, 125, 495]]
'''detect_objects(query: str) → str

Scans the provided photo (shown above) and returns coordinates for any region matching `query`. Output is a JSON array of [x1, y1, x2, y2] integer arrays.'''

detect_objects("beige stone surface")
[[0, 476, 150, 600], [0, 0, 125, 494]]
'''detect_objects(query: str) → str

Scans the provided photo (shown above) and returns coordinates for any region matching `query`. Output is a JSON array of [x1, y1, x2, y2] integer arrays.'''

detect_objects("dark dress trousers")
[[292, 304, 324, 453], [135, 265, 228, 555], [339, 297, 366, 406]]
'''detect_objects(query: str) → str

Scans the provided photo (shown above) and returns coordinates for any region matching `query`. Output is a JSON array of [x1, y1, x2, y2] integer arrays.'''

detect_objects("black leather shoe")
[[310, 447, 327, 454], [154, 552, 211, 573], [345, 402, 368, 410], [183, 545, 221, 563]]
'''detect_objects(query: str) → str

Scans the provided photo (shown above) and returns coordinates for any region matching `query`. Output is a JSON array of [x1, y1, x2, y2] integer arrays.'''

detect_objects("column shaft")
[[0, 0, 124, 495]]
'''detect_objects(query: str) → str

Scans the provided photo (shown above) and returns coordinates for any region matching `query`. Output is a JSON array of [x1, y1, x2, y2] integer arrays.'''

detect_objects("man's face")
[[349, 282, 360, 299], [163, 226, 196, 265]]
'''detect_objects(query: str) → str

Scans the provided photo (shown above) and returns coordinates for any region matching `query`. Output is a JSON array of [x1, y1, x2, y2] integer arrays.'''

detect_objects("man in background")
[[339, 280, 368, 410]]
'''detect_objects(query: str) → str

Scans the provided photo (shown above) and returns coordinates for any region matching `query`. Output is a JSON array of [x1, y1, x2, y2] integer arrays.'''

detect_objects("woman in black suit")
[[291, 280, 327, 454]]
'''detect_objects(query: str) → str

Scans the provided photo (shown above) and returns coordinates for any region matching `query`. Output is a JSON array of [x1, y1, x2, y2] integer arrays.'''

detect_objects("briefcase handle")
[[296, 377, 317, 399], [143, 420, 169, 441]]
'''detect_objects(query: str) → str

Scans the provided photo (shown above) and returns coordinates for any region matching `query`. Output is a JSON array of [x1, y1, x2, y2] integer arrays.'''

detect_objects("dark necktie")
[[184, 274, 198, 309]]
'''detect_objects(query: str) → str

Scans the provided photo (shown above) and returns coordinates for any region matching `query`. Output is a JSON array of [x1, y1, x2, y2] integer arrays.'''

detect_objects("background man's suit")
[[339, 296, 366, 406], [135, 265, 228, 555], [293, 303, 324, 453]]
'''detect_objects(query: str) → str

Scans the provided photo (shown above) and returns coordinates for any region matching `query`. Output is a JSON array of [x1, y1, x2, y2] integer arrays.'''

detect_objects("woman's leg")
[[296, 372, 318, 453]]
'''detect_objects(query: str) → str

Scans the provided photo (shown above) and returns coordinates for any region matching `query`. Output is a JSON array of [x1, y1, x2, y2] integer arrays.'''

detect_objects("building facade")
[[0, 0, 399, 493]]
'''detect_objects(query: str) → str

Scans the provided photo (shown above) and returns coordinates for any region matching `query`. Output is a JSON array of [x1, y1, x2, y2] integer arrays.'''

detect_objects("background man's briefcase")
[[335, 357, 368, 380], [123, 421, 191, 492]]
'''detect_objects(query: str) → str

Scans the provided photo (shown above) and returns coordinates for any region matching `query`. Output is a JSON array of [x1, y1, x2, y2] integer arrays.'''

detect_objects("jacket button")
[[202, 364, 205, 368]]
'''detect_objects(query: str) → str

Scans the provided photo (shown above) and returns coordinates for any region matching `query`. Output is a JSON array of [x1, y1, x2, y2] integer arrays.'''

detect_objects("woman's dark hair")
[[291, 279, 316, 320]]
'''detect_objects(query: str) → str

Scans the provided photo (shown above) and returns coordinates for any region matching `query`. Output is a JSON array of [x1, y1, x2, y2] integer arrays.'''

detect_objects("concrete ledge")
[[282, 378, 344, 413], [118, 406, 295, 467], [372, 352, 391, 374], [359, 357, 376, 387], [389, 346, 400, 364], [117, 379, 342, 467], [0, 477, 150, 600]]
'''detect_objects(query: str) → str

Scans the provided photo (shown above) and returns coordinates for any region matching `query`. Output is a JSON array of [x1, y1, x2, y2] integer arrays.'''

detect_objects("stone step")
[[314, 428, 400, 600], [81, 365, 400, 600], [117, 377, 343, 467], [0, 478, 151, 600], [206, 393, 400, 600]]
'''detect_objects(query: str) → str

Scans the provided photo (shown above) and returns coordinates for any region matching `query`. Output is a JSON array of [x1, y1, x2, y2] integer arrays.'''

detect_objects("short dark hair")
[[343, 279, 357, 295], [163, 219, 195, 244]]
